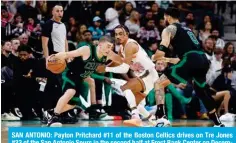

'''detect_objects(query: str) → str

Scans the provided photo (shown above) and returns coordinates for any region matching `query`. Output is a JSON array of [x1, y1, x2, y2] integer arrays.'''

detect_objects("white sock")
[[80, 96, 89, 108], [137, 104, 151, 119], [124, 89, 137, 109]]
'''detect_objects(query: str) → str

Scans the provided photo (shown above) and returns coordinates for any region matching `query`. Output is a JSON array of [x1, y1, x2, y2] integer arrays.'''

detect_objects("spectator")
[[231, 60, 236, 90], [206, 48, 224, 86], [119, 2, 134, 24], [9, 45, 39, 119], [88, 16, 105, 41], [67, 16, 78, 42], [26, 17, 36, 32], [140, 10, 153, 27], [1, 41, 12, 68], [181, 12, 194, 27], [11, 38, 21, 56], [105, 3, 120, 34], [36, 0, 48, 20], [76, 24, 87, 43], [137, 18, 161, 48], [77, 30, 93, 48], [211, 29, 225, 49], [157, 18, 166, 34], [11, 23, 25, 38], [199, 21, 212, 43], [11, 14, 23, 27], [124, 10, 140, 40], [17, 0, 39, 22], [150, 2, 164, 25], [203, 38, 214, 60], [19, 33, 29, 46], [197, 14, 211, 31], [223, 42, 235, 62], [1, 6, 14, 28]]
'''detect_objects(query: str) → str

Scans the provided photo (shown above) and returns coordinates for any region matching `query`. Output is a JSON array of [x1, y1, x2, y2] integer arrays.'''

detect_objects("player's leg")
[[191, 52, 224, 127], [213, 91, 234, 121], [47, 88, 76, 127]]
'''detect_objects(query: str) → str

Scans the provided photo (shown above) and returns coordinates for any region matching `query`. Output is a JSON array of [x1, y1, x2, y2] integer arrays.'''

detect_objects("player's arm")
[[54, 46, 90, 60], [105, 42, 138, 74], [65, 39, 69, 52], [42, 36, 49, 58], [152, 25, 177, 61]]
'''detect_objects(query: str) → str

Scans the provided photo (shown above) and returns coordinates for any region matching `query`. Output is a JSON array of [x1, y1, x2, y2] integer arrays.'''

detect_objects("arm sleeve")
[[105, 63, 130, 74], [91, 73, 106, 81]]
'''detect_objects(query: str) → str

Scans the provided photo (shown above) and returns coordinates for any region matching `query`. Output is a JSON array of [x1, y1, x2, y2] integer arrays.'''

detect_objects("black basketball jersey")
[[64, 45, 107, 79], [170, 23, 201, 58]]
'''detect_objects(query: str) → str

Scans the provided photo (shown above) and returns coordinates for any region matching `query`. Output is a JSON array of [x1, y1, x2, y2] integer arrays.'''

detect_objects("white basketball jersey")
[[120, 39, 155, 77]]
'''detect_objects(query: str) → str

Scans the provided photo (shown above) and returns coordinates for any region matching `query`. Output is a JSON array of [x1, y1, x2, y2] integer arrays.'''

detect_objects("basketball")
[[47, 55, 66, 74]]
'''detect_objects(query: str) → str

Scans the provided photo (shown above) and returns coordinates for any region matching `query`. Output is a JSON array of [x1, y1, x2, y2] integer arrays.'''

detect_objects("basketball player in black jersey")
[[47, 36, 123, 127], [153, 8, 224, 127]]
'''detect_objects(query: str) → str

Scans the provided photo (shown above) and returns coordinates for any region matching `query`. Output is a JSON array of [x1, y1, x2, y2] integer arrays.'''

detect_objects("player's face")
[[100, 41, 114, 56], [53, 6, 63, 20], [115, 28, 128, 45], [164, 14, 170, 25]]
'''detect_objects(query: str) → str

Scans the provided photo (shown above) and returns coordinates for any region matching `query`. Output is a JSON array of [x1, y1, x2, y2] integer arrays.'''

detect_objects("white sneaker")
[[156, 117, 171, 127], [8, 112, 20, 120], [100, 115, 114, 120], [78, 111, 89, 120], [219, 113, 236, 121], [111, 82, 124, 96], [214, 124, 225, 127], [1, 113, 16, 121]]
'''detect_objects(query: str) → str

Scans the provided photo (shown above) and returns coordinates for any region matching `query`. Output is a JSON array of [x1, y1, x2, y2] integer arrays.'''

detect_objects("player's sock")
[[137, 104, 151, 119], [124, 89, 139, 118], [165, 93, 173, 120], [209, 112, 222, 126], [167, 84, 191, 104], [156, 104, 166, 119]]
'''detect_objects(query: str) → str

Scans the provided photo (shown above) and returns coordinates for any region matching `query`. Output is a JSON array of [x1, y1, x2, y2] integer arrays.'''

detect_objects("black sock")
[[209, 112, 221, 125], [156, 104, 166, 118]]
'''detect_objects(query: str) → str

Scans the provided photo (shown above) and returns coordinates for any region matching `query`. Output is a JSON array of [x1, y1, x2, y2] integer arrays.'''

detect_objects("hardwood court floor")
[[2, 120, 236, 143]]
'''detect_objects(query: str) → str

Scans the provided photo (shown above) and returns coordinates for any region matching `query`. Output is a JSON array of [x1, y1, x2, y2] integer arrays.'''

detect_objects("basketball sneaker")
[[47, 115, 62, 127], [213, 124, 225, 127], [219, 113, 236, 121], [156, 116, 171, 127]]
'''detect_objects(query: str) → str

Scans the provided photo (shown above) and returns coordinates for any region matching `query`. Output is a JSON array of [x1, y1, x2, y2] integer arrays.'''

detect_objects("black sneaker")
[[41, 109, 53, 124], [47, 115, 62, 127], [86, 104, 107, 120], [61, 110, 78, 124]]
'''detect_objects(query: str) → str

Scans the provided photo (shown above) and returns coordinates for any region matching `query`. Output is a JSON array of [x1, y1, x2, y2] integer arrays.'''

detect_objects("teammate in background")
[[47, 36, 123, 127], [152, 7, 224, 127]]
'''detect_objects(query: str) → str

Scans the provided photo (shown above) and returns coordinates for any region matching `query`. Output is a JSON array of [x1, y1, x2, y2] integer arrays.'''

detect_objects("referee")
[[42, 4, 68, 60], [41, 4, 68, 121]]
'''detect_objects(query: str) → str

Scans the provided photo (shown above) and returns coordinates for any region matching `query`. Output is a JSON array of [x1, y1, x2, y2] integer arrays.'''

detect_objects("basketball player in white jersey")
[[98, 25, 172, 127]]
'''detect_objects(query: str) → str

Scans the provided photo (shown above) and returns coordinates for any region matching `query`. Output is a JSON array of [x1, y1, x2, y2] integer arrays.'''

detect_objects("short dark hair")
[[114, 25, 130, 35], [164, 7, 180, 19], [99, 36, 114, 44], [17, 45, 32, 53]]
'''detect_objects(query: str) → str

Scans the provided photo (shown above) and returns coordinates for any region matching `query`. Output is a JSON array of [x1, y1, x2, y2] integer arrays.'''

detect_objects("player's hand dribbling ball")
[[47, 55, 66, 74]]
